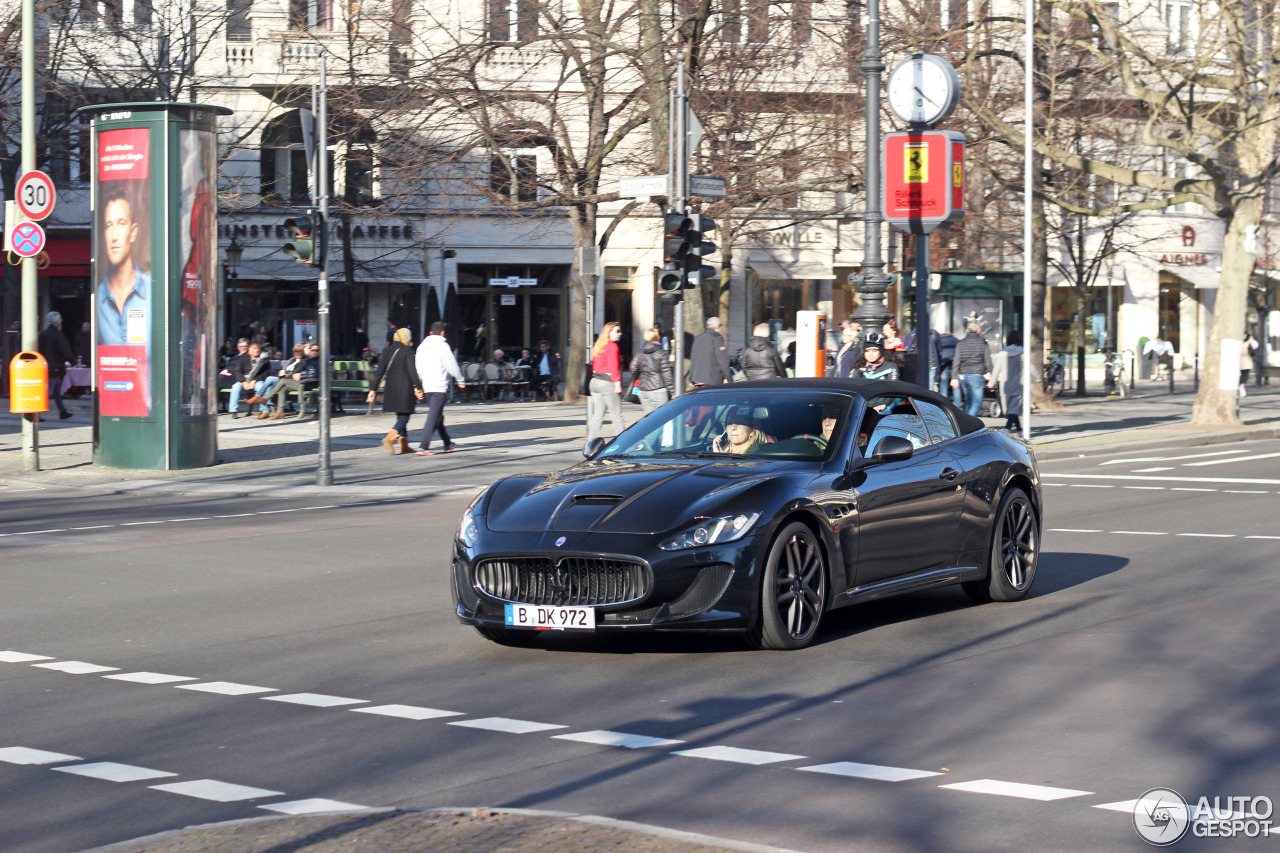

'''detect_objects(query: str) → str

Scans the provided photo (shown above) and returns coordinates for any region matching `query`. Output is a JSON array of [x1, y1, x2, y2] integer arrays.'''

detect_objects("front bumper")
[[451, 529, 763, 633]]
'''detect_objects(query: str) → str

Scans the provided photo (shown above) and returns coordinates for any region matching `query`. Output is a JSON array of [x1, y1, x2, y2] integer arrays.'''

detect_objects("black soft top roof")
[[690, 378, 987, 435]]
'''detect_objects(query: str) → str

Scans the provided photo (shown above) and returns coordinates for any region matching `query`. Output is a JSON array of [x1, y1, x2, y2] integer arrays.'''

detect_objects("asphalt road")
[[2, 439, 1279, 852]]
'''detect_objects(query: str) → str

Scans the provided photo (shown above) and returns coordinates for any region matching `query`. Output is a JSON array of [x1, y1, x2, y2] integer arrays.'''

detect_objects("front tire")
[[749, 521, 827, 650], [963, 487, 1039, 603]]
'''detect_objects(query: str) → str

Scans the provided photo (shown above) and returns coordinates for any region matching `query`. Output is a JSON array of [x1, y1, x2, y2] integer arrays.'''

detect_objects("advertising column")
[[84, 103, 231, 470]]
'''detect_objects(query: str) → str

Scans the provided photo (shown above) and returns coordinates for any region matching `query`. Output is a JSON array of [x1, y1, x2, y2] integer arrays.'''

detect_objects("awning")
[[37, 237, 91, 278], [1162, 266, 1220, 289], [746, 260, 833, 280]]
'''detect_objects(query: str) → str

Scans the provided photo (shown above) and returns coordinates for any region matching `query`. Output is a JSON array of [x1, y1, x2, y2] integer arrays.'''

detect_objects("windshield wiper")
[[650, 450, 743, 459]]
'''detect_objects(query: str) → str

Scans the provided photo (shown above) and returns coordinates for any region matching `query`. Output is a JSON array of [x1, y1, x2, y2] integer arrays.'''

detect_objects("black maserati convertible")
[[452, 378, 1042, 650]]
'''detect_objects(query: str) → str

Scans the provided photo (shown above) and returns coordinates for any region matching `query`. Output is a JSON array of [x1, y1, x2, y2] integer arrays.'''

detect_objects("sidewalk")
[[83, 807, 806, 853], [2, 375, 1279, 497]]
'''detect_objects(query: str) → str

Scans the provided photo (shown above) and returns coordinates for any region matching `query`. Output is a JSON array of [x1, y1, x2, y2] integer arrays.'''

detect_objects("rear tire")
[[748, 522, 827, 650], [963, 487, 1039, 603]]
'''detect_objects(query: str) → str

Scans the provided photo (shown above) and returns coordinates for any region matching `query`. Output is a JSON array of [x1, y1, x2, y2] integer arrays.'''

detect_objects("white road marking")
[[33, 661, 119, 674], [1101, 449, 1251, 465], [122, 521, 165, 526], [0, 651, 53, 663], [1, 529, 66, 536], [1177, 533, 1234, 538], [797, 762, 942, 782], [939, 779, 1091, 801], [54, 762, 177, 782], [213, 514, 254, 519], [1123, 486, 1166, 490], [553, 730, 685, 750], [150, 779, 284, 802], [1132, 467, 1174, 472], [350, 704, 462, 720], [1246, 535, 1280, 540], [260, 798, 370, 815], [1184, 451, 1280, 467], [166, 517, 210, 522], [1225, 490, 1267, 494], [176, 681, 276, 696], [1048, 529, 1102, 533], [1069, 484, 1113, 488], [69, 525, 114, 530], [257, 508, 304, 514], [1112, 531, 1168, 536], [673, 746, 805, 765], [103, 672, 197, 684], [448, 717, 567, 734], [298, 506, 339, 510], [1043, 473, 1280, 485], [0, 747, 82, 765], [1172, 487, 1216, 492], [263, 693, 368, 708]]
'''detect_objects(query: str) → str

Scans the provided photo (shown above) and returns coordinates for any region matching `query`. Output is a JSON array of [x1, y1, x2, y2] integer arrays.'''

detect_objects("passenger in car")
[[712, 410, 775, 455]]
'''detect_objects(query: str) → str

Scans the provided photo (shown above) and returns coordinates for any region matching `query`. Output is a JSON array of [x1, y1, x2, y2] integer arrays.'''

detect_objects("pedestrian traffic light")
[[686, 213, 718, 287], [283, 212, 325, 265], [663, 212, 693, 270]]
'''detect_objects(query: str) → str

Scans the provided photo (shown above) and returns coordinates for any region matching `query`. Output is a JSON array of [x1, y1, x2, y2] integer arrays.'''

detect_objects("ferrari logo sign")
[[905, 144, 928, 183]]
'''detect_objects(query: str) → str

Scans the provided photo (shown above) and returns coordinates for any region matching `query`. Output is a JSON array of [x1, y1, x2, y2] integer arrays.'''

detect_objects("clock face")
[[887, 56, 958, 126]]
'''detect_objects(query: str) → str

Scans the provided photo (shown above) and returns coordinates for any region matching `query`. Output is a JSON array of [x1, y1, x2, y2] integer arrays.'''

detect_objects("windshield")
[[601, 391, 854, 462]]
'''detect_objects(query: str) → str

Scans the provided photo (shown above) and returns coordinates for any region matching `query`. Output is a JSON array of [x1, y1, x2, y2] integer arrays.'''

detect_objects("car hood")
[[483, 459, 791, 535]]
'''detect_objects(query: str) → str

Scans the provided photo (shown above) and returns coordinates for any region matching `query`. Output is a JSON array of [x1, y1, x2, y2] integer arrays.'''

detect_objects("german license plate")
[[504, 603, 596, 630]]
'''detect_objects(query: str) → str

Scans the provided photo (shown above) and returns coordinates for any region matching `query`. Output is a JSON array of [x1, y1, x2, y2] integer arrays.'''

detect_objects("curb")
[[78, 806, 808, 853], [1031, 425, 1280, 462]]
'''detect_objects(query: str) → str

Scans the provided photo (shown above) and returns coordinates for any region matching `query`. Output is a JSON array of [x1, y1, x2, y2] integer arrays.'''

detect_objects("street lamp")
[[226, 236, 243, 342]]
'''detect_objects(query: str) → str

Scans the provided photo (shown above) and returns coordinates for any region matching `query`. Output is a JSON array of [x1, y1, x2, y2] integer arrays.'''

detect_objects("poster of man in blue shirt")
[[97, 183, 151, 347]]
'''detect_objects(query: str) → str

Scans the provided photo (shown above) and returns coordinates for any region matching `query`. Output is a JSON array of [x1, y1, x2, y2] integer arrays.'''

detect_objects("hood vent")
[[571, 494, 624, 506]]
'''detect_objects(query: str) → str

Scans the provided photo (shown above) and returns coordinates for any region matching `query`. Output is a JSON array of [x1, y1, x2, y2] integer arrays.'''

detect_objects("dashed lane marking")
[[350, 704, 462, 721], [553, 731, 685, 750], [150, 779, 285, 802], [1132, 467, 1174, 472], [33, 661, 119, 674], [54, 762, 177, 782], [1172, 487, 1216, 492], [1183, 451, 1280, 467], [1101, 449, 1252, 465], [1049, 529, 1276, 538], [263, 693, 368, 708], [0, 747, 81, 765], [1247, 535, 1280, 540], [449, 717, 567, 734], [1047, 528, 1102, 533], [1177, 533, 1234, 538], [175, 681, 277, 696], [104, 672, 197, 684], [673, 746, 805, 765], [939, 779, 1092, 801], [1041, 473, 1280, 485], [0, 651, 53, 663], [1112, 531, 1168, 536], [797, 762, 942, 782], [261, 798, 370, 815]]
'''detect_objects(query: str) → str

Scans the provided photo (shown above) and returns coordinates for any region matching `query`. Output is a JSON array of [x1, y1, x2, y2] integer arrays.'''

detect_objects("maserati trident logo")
[[555, 536, 567, 547]]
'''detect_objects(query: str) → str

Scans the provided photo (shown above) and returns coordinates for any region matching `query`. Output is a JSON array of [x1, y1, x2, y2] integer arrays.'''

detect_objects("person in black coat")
[[368, 327, 423, 454], [629, 327, 675, 413], [37, 311, 75, 419], [740, 323, 787, 380], [688, 316, 731, 387]]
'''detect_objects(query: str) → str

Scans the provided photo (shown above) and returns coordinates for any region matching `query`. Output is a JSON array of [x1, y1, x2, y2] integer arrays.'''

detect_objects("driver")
[[712, 408, 774, 455], [804, 404, 840, 450]]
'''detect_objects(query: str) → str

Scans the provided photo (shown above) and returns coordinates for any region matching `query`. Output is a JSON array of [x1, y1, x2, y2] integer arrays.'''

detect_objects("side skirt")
[[831, 565, 987, 608]]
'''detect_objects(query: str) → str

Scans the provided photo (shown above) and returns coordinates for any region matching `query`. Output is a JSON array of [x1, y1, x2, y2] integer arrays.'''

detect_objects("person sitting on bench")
[[265, 343, 319, 418]]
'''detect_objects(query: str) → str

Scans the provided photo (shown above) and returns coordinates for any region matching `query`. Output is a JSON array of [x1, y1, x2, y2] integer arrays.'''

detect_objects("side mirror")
[[583, 437, 606, 460], [871, 435, 914, 463]]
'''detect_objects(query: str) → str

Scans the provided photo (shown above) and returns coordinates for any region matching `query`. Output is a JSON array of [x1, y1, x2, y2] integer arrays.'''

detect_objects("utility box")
[[80, 102, 232, 469]]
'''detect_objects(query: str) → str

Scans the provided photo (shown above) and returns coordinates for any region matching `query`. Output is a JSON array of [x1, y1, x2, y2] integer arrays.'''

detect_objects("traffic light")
[[657, 269, 683, 293], [283, 212, 325, 265], [663, 211, 693, 270], [686, 213, 717, 286]]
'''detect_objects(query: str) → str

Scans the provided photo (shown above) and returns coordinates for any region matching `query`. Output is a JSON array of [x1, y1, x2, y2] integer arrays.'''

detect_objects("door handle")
[[940, 467, 959, 481]]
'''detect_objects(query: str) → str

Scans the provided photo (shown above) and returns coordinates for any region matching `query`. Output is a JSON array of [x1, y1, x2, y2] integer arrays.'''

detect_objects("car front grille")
[[474, 556, 651, 607]]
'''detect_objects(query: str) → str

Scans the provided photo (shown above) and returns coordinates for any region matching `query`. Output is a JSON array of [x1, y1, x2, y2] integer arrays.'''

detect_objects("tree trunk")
[[1192, 200, 1255, 425]]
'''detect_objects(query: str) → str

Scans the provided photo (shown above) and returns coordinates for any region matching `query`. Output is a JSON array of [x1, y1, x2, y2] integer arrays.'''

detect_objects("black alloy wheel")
[[964, 486, 1039, 603], [750, 521, 827, 650]]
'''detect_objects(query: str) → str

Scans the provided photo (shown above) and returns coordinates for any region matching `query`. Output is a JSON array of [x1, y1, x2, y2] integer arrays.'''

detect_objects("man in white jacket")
[[414, 322, 466, 455]]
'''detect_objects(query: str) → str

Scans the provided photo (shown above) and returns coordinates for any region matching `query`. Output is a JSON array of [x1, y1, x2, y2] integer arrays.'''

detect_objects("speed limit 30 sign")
[[16, 170, 56, 221]]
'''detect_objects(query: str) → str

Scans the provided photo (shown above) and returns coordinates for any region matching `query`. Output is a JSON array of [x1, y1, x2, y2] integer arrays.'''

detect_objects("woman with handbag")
[[586, 321, 626, 441], [629, 326, 675, 414], [367, 327, 423, 454]]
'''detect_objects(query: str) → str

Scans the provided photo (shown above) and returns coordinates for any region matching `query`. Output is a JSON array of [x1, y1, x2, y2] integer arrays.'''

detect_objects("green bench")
[[219, 361, 375, 417]]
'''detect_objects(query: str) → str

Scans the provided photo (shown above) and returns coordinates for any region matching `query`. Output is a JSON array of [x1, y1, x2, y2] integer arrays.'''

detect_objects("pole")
[[851, 0, 894, 333], [20, 0, 38, 472], [316, 53, 333, 486], [915, 236, 930, 389], [672, 56, 688, 396], [1021, 0, 1033, 440]]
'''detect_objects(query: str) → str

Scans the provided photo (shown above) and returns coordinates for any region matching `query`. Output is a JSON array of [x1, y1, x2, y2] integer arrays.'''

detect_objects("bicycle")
[[1042, 353, 1065, 397]]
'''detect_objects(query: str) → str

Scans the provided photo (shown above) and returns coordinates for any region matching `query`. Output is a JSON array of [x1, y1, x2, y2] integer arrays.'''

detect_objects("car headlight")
[[659, 512, 761, 551], [457, 494, 482, 547]]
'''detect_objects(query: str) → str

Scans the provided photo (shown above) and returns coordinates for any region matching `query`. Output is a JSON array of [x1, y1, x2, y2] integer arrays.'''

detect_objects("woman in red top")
[[587, 321, 626, 442]]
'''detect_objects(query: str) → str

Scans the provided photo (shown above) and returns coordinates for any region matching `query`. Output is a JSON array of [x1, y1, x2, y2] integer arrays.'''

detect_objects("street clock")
[[886, 54, 961, 127]]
